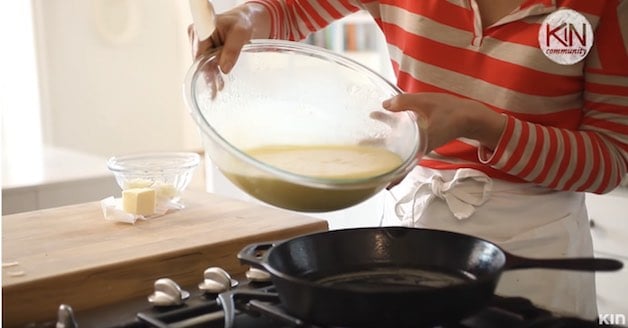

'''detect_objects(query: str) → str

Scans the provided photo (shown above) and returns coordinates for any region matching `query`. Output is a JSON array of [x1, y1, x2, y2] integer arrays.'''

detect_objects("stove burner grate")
[[137, 299, 224, 328], [53, 277, 603, 328]]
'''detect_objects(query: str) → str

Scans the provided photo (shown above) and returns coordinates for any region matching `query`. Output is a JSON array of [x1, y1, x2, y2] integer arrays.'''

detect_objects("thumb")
[[382, 94, 429, 137], [382, 94, 426, 112]]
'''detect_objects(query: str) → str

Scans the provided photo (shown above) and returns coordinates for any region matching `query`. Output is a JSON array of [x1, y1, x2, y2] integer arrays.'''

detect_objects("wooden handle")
[[189, 0, 216, 41]]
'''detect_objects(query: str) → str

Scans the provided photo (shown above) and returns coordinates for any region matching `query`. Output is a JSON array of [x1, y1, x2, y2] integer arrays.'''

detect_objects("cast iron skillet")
[[238, 227, 623, 327]]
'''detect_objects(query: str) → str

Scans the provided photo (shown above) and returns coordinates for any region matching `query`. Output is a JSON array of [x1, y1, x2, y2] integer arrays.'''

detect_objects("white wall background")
[[1, 0, 44, 185], [32, 0, 212, 156]]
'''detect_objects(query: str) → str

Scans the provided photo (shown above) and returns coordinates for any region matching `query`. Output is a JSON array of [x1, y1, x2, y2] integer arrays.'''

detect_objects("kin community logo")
[[598, 313, 626, 326], [538, 9, 594, 65]]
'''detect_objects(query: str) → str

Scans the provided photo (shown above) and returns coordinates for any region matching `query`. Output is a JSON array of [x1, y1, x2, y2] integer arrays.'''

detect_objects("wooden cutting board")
[[2, 191, 328, 327]]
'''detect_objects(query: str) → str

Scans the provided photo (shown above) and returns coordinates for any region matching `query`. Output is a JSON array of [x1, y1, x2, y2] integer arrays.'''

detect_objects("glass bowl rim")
[[107, 152, 201, 173]]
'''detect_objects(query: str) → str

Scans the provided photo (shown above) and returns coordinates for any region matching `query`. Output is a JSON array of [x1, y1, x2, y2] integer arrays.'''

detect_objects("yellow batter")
[[223, 144, 404, 212], [246, 144, 403, 179]]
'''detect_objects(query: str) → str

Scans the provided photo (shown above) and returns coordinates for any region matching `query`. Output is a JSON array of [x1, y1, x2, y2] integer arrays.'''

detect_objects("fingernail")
[[220, 59, 233, 74], [382, 99, 391, 109]]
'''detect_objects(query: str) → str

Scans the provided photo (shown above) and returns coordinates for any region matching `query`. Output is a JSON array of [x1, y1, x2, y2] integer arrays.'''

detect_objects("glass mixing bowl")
[[184, 40, 424, 212]]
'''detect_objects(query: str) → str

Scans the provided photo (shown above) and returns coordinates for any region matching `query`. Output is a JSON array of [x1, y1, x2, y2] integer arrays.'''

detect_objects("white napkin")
[[391, 168, 493, 226], [100, 196, 183, 224]]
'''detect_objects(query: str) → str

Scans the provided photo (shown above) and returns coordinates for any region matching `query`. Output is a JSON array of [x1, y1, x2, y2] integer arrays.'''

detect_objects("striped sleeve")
[[480, 0, 628, 194], [247, 0, 366, 40]]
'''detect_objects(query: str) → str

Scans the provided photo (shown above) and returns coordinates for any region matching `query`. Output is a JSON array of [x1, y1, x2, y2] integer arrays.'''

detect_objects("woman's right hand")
[[188, 3, 271, 74]]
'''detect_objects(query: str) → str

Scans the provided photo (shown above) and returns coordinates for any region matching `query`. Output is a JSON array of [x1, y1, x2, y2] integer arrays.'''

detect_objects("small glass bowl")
[[107, 152, 201, 203]]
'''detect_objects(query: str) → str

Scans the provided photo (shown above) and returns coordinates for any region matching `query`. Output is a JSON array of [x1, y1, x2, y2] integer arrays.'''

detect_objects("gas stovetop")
[[39, 267, 601, 328]]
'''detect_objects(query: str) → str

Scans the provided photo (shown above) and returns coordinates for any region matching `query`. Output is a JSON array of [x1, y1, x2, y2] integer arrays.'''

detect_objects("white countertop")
[[2, 146, 112, 190], [2, 146, 207, 215]]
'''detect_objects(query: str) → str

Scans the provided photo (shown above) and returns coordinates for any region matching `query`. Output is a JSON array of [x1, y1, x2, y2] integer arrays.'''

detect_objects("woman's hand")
[[382, 93, 506, 154], [188, 3, 270, 73]]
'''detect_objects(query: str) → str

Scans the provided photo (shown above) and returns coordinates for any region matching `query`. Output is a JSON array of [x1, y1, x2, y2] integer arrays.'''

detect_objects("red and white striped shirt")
[[249, 0, 628, 193]]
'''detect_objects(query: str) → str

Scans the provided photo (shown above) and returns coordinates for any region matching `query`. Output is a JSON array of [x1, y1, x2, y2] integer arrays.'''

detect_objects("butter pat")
[[153, 181, 178, 200], [122, 188, 156, 215], [123, 178, 153, 189]]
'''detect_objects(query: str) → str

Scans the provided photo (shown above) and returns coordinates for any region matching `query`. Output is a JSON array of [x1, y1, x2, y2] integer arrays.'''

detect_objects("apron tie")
[[393, 168, 493, 225]]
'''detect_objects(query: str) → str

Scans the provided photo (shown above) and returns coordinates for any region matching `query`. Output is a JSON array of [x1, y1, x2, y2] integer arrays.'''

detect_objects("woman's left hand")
[[382, 92, 507, 154]]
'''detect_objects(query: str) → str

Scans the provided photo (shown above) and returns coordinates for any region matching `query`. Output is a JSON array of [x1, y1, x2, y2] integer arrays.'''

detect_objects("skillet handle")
[[505, 253, 623, 271], [237, 241, 277, 269]]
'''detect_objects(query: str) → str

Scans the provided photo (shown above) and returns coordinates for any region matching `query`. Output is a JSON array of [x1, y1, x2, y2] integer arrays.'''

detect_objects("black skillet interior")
[[266, 227, 507, 290]]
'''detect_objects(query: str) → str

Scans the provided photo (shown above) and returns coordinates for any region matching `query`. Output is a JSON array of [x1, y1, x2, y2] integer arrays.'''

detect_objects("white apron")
[[385, 166, 597, 319]]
